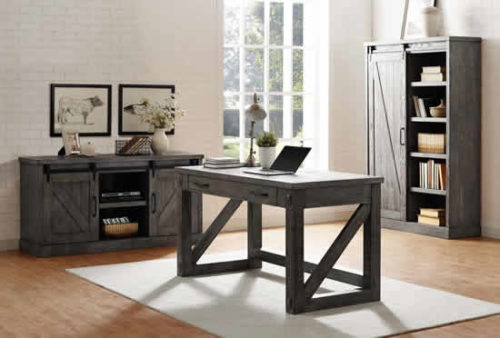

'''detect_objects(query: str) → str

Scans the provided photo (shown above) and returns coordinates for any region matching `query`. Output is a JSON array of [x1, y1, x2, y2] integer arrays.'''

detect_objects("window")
[[223, 0, 327, 168]]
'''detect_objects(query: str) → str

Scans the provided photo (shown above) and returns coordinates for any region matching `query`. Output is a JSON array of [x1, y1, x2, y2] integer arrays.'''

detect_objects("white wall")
[[0, 0, 373, 251], [372, 0, 500, 239], [330, 0, 372, 174]]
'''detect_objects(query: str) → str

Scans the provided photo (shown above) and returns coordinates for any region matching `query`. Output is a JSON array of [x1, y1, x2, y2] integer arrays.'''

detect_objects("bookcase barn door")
[[368, 51, 406, 221], [44, 172, 98, 244]]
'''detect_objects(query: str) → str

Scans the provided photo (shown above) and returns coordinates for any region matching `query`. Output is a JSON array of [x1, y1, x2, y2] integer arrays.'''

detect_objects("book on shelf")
[[412, 96, 422, 117], [422, 66, 445, 74], [419, 161, 446, 190], [418, 214, 446, 226], [420, 65, 446, 82], [421, 73, 445, 82], [420, 208, 445, 218], [418, 133, 446, 154]]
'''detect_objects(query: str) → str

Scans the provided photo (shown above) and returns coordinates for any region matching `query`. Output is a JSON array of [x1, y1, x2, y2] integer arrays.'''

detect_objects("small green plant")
[[257, 132, 277, 147]]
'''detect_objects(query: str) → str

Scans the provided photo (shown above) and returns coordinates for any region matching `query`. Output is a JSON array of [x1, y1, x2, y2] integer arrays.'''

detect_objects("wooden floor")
[[1, 223, 499, 337]]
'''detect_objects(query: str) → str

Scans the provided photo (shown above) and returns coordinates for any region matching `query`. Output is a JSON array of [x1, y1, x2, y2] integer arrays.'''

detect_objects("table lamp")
[[245, 93, 267, 167]]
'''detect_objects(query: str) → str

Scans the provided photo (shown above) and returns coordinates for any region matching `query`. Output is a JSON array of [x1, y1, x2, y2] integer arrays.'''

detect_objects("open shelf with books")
[[366, 37, 481, 239]]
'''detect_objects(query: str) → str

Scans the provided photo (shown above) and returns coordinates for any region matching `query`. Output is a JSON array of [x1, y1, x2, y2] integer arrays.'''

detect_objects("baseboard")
[[0, 239, 19, 251], [482, 225, 500, 239]]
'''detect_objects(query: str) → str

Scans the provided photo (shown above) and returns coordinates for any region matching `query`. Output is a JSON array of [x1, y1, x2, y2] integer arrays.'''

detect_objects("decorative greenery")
[[138, 94, 185, 131], [257, 132, 277, 147]]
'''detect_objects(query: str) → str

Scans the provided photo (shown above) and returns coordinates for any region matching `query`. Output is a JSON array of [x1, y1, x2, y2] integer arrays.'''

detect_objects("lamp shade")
[[245, 93, 267, 121]]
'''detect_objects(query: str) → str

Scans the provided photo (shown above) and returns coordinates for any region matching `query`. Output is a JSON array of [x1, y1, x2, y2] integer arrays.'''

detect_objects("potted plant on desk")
[[257, 132, 277, 169]]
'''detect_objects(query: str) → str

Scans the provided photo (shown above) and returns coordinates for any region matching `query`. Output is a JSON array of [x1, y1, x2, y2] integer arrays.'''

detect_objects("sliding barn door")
[[368, 51, 406, 220]]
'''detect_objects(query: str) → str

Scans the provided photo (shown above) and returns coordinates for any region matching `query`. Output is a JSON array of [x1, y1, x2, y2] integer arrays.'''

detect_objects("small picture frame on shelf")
[[118, 84, 176, 136], [62, 129, 81, 155], [50, 84, 112, 137]]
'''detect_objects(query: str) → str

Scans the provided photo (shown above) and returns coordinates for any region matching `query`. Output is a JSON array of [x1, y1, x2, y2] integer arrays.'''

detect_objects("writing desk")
[[176, 166, 383, 314]]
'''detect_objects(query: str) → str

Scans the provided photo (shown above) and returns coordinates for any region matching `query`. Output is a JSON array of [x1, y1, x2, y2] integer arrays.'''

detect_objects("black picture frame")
[[118, 84, 176, 136], [50, 83, 112, 137]]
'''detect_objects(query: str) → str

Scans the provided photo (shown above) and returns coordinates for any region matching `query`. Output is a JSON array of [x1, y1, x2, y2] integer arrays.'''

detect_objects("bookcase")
[[365, 37, 481, 239]]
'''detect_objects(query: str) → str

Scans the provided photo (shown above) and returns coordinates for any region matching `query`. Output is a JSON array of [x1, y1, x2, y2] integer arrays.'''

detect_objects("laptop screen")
[[270, 146, 311, 172]]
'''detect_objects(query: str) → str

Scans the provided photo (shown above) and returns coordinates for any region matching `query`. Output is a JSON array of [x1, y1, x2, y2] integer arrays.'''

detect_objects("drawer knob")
[[250, 191, 269, 197]]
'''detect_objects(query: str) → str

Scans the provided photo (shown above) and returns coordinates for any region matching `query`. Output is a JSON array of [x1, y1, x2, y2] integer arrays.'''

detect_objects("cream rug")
[[68, 251, 500, 337]]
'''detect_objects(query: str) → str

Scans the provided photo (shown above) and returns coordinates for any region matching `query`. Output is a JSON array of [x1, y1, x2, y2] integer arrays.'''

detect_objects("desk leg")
[[178, 189, 194, 276], [363, 184, 381, 300], [286, 204, 305, 314], [247, 202, 262, 269]]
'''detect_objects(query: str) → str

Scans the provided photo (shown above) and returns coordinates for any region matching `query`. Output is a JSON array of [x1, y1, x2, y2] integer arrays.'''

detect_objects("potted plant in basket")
[[139, 95, 186, 155], [257, 132, 277, 169]]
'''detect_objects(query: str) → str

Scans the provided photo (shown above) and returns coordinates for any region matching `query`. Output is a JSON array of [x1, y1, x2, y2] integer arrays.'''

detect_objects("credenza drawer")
[[188, 176, 277, 205]]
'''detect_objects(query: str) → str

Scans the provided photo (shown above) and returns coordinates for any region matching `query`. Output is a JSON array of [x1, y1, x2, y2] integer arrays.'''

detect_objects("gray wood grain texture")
[[303, 204, 370, 299], [366, 37, 481, 239], [247, 202, 262, 269], [19, 153, 203, 257], [368, 51, 406, 221], [177, 166, 383, 190], [191, 199, 242, 263], [176, 166, 382, 314]]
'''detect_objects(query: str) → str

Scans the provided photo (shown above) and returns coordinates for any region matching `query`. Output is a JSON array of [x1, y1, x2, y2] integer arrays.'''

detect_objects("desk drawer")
[[188, 176, 277, 205]]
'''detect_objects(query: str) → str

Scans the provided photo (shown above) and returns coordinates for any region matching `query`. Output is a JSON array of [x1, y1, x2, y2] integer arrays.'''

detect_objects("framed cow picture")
[[50, 84, 112, 137], [118, 84, 175, 135]]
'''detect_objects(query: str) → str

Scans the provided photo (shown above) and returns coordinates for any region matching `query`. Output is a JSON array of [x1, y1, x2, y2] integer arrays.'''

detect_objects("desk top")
[[176, 166, 383, 190]]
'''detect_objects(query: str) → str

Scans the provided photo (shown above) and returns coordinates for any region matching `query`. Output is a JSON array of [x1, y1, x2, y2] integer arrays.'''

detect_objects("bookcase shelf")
[[366, 36, 481, 239], [410, 152, 447, 160], [411, 81, 447, 87], [410, 187, 447, 196], [410, 117, 447, 123]]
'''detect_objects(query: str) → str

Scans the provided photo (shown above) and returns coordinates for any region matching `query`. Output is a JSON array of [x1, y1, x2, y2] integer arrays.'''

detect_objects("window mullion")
[[263, 0, 270, 132], [282, 0, 293, 140], [239, 0, 247, 161]]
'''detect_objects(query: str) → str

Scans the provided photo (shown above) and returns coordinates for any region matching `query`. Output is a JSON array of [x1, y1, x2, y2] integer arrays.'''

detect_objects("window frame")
[[223, 0, 312, 161]]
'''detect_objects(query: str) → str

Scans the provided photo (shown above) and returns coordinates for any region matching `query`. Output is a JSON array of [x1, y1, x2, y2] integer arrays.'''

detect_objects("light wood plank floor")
[[1, 223, 499, 337]]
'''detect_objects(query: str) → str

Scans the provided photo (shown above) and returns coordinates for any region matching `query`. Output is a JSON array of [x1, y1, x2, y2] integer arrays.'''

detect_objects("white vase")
[[420, 6, 441, 37], [151, 128, 170, 155], [259, 147, 276, 169]]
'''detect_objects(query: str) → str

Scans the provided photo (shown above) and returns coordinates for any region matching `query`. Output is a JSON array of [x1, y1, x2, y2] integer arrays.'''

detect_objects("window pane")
[[223, 94, 240, 137], [223, 141, 240, 158], [269, 49, 283, 92], [224, 0, 240, 45], [293, 49, 303, 92], [293, 3, 304, 46], [293, 95, 303, 138], [245, 1, 264, 45], [245, 94, 264, 137], [269, 95, 283, 138], [224, 48, 240, 92], [270, 2, 284, 45], [245, 48, 264, 92]]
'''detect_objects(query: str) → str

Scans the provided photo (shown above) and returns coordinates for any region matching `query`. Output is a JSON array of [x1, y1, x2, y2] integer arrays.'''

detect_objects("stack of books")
[[419, 160, 446, 190], [418, 133, 446, 154], [418, 208, 445, 226], [421, 66, 445, 82], [204, 157, 242, 169]]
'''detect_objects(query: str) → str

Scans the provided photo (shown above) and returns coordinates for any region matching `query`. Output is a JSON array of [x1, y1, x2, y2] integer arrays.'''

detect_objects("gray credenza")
[[19, 153, 203, 257], [365, 36, 481, 238]]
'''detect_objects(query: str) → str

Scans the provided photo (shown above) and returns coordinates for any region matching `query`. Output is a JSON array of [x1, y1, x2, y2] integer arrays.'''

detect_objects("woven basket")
[[104, 222, 139, 238]]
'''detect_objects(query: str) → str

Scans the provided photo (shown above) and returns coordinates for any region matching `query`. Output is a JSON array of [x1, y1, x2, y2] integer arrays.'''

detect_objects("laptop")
[[243, 146, 311, 176]]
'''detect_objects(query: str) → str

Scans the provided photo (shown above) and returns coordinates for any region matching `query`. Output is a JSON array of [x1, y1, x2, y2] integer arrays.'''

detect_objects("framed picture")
[[118, 84, 176, 135], [401, 0, 436, 39], [62, 129, 81, 155], [50, 84, 111, 137]]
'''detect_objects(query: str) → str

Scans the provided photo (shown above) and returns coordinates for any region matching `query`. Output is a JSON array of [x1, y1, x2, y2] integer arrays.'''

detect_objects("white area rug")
[[68, 251, 500, 337]]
